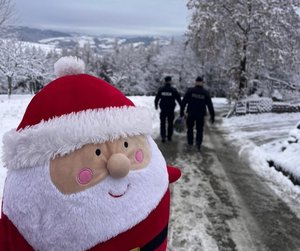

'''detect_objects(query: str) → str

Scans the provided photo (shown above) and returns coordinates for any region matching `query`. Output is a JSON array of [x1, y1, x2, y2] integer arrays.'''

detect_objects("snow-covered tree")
[[110, 44, 145, 94], [89, 54, 113, 84], [0, 39, 23, 96], [0, 0, 14, 27], [20, 46, 55, 93], [153, 39, 206, 95], [0, 40, 56, 95], [187, 0, 300, 99], [105, 41, 160, 95], [72, 42, 98, 74]]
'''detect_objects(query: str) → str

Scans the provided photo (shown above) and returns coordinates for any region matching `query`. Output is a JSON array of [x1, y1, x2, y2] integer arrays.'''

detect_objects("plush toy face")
[[50, 135, 151, 194]]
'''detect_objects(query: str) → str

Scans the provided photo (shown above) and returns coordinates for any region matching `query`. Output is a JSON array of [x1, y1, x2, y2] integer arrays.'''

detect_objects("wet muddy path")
[[156, 118, 300, 251]]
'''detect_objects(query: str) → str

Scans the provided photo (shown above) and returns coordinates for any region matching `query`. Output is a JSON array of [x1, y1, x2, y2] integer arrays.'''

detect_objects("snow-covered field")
[[1, 94, 300, 214]]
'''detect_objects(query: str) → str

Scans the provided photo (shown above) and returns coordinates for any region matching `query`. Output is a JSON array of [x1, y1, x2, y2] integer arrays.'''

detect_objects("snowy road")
[[157, 118, 300, 251]]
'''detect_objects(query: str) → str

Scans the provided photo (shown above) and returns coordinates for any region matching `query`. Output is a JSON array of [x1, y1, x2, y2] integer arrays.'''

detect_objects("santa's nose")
[[107, 153, 130, 179]]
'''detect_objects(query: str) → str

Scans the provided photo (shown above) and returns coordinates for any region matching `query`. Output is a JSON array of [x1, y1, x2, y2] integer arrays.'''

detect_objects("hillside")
[[0, 26, 171, 53]]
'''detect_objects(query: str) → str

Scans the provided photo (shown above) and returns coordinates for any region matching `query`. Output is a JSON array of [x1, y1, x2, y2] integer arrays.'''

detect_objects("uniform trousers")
[[186, 115, 205, 146], [160, 110, 175, 140]]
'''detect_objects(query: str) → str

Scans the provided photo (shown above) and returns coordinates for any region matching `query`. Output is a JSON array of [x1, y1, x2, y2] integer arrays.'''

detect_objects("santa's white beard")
[[3, 137, 169, 251]]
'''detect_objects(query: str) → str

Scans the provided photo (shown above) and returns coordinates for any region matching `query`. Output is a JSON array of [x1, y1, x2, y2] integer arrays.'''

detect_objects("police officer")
[[180, 76, 215, 150], [155, 76, 181, 142]]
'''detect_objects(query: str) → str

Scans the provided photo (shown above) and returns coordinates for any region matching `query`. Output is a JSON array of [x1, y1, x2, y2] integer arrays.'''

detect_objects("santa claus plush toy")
[[0, 56, 181, 251]]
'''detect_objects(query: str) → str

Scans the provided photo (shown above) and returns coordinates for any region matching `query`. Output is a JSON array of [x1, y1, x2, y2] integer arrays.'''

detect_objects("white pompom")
[[54, 56, 85, 77]]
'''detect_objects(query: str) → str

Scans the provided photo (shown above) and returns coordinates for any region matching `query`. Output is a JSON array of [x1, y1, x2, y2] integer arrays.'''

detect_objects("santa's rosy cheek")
[[135, 149, 144, 163], [77, 168, 93, 185]]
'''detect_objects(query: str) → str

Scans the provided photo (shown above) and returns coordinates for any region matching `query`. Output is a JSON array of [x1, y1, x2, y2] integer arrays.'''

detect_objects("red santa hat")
[[2, 56, 152, 170]]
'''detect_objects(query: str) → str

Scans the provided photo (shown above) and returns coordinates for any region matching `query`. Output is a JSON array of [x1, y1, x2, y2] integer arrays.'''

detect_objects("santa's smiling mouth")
[[108, 184, 130, 198]]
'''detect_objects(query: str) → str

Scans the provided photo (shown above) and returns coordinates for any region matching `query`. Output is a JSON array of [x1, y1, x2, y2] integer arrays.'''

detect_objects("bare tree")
[[0, 0, 15, 26]]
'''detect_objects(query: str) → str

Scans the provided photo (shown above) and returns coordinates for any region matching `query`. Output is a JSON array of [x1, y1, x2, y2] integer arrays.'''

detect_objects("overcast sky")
[[13, 0, 190, 36]]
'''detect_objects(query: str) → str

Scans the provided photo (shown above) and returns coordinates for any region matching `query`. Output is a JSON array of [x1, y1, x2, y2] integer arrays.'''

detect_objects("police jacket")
[[154, 83, 181, 113], [181, 86, 215, 119]]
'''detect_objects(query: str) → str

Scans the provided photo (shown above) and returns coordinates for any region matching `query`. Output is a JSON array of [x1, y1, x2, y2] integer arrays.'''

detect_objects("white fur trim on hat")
[[2, 106, 152, 170]]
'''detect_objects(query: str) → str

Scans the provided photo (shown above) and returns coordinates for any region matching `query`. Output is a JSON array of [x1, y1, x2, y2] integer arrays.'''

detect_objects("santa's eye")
[[124, 141, 129, 148], [95, 149, 101, 156]]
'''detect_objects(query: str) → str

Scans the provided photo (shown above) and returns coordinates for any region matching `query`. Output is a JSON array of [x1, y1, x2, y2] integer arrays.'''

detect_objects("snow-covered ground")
[[219, 106, 300, 215], [1, 95, 300, 215], [221, 110, 300, 184]]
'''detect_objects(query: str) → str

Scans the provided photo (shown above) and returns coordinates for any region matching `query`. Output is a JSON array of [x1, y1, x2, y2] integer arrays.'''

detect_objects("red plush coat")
[[0, 166, 181, 251]]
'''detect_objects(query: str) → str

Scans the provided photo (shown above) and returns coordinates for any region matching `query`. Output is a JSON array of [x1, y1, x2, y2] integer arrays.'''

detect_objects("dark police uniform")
[[180, 85, 215, 149], [155, 82, 181, 142]]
